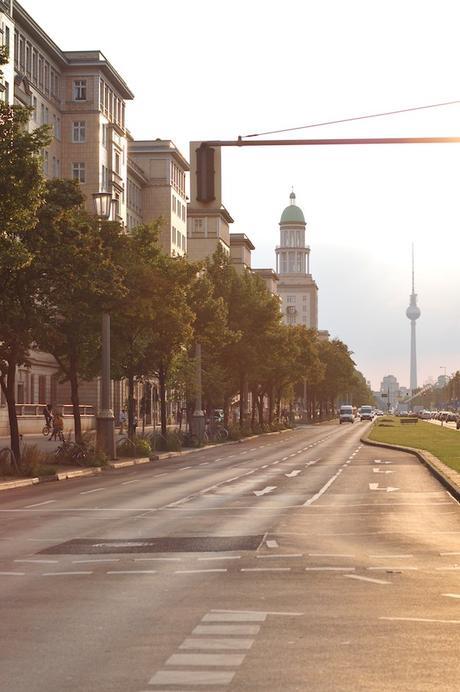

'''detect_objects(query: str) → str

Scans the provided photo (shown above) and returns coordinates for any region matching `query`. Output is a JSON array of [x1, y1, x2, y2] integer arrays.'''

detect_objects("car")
[[359, 405, 374, 421], [339, 405, 354, 424], [420, 410, 431, 420], [447, 412, 457, 422]]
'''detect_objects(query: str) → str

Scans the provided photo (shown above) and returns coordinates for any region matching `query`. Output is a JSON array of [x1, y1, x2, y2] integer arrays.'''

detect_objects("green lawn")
[[368, 417, 460, 473]]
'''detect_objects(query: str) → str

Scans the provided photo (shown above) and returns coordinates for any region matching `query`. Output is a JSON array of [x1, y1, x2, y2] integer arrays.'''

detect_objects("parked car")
[[339, 405, 354, 424], [446, 412, 457, 422]]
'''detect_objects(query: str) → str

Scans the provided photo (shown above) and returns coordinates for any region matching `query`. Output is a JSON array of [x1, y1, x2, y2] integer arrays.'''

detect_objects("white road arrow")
[[373, 468, 394, 474], [285, 470, 302, 478], [374, 460, 392, 465], [254, 486, 277, 496], [369, 483, 399, 492]]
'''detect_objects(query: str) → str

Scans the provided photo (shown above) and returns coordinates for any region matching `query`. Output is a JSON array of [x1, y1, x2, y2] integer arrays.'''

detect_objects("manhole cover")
[[39, 535, 264, 555]]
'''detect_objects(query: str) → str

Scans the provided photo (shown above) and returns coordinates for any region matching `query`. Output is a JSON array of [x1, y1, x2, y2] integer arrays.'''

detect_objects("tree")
[[28, 179, 126, 444], [0, 61, 51, 462]]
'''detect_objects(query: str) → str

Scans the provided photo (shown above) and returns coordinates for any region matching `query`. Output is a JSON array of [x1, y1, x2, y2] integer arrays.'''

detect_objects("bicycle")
[[206, 423, 228, 443], [42, 423, 51, 437], [54, 440, 89, 466]]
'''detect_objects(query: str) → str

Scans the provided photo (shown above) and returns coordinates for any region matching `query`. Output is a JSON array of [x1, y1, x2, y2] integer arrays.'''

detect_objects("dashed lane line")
[[380, 616, 460, 624], [344, 574, 391, 585], [165, 652, 246, 666], [79, 487, 106, 495], [0, 572, 25, 576], [443, 594, 460, 599], [14, 559, 58, 564], [24, 500, 56, 508], [107, 570, 157, 575], [174, 569, 228, 574], [256, 553, 302, 559], [179, 637, 254, 651], [42, 571, 93, 576], [241, 567, 291, 572]]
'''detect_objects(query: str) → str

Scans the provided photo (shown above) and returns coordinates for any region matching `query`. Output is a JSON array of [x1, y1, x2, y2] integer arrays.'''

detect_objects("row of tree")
[[0, 77, 373, 462]]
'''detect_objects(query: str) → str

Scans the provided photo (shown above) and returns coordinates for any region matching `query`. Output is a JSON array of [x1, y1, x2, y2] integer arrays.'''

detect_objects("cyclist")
[[49, 410, 64, 442], [42, 403, 53, 428]]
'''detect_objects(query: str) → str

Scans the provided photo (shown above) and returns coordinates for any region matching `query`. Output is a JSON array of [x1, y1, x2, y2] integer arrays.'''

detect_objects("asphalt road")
[[1, 422, 459, 691]]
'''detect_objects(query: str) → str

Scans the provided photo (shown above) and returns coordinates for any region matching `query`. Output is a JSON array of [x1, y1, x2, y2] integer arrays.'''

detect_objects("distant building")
[[380, 374, 400, 408], [275, 192, 319, 328]]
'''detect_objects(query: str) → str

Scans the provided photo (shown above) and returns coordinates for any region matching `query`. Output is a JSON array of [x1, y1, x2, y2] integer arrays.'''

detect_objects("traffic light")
[[196, 143, 215, 203]]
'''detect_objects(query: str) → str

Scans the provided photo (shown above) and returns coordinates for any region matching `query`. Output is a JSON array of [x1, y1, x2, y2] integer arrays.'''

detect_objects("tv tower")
[[405, 244, 421, 393]]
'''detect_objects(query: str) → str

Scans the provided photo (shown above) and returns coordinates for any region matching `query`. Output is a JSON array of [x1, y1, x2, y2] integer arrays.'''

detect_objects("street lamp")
[[93, 192, 116, 460]]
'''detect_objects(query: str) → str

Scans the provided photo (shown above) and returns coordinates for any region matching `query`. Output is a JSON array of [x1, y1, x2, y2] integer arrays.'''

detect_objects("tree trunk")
[[127, 373, 135, 440], [257, 392, 264, 425], [223, 394, 230, 429], [69, 349, 82, 444], [268, 387, 274, 425], [239, 371, 245, 430], [251, 388, 257, 429], [158, 363, 167, 438], [2, 355, 21, 466]]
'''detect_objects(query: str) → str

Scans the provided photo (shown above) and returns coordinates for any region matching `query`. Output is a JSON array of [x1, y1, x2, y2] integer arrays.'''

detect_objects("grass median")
[[368, 417, 460, 473]]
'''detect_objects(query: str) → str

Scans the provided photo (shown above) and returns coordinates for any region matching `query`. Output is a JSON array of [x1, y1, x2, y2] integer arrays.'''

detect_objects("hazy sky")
[[21, 0, 460, 390]]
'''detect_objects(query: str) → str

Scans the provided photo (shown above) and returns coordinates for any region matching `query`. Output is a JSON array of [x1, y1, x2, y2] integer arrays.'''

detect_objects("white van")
[[339, 405, 354, 424]]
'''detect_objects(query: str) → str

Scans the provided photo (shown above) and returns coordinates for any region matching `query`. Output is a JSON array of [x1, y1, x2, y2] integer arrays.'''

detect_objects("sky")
[[20, 0, 460, 390]]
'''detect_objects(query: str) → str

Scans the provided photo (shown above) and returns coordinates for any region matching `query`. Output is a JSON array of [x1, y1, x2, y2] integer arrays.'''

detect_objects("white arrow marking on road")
[[374, 460, 392, 465], [369, 483, 399, 492], [254, 486, 277, 496], [373, 468, 394, 474], [285, 470, 302, 478]]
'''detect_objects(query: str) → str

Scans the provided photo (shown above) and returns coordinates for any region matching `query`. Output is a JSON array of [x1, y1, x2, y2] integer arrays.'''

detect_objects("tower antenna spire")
[[411, 242, 415, 293]]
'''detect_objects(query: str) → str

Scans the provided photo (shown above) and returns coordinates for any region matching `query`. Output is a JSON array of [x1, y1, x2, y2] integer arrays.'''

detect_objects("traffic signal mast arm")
[[195, 137, 460, 202]]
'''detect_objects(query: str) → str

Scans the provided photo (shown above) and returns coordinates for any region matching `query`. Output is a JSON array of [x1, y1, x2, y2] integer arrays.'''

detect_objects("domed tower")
[[406, 244, 421, 393], [275, 191, 318, 328]]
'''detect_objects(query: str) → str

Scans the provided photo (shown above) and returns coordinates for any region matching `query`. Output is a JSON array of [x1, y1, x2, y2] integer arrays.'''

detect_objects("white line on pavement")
[[121, 479, 140, 485], [24, 500, 56, 508], [367, 566, 418, 571], [369, 554, 413, 559], [134, 557, 182, 562], [303, 465, 344, 506], [79, 488, 106, 495], [202, 612, 267, 622], [266, 539, 279, 548], [107, 570, 157, 575], [0, 572, 25, 576], [149, 671, 235, 686], [305, 567, 355, 571], [435, 566, 460, 570], [344, 574, 391, 585], [15, 559, 58, 564], [193, 625, 261, 636], [180, 466, 192, 470], [210, 609, 303, 616], [42, 571, 93, 576], [241, 567, 291, 572], [442, 593, 460, 599], [308, 553, 354, 558], [257, 554, 302, 559], [179, 638, 254, 651], [175, 569, 228, 574], [198, 556, 242, 561], [72, 559, 120, 563], [380, 616, 460, 624], [165, 652, 246, 666]]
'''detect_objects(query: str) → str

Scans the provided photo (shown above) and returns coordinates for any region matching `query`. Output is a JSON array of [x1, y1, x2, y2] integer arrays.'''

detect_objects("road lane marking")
[[179, 638, 254, 651], [0, 572, 25, 576], [199, 462, 209, 465], [443, 593, 460, 599], [149, 671, 235, 686], [266, 539, 279, 548], [210, 609, 303, 616], [42, 571, 93, 576], [165, 652, 246, 666], [135, 557, 182, 562], [121, 479, 140, 485], [369, 554, 413, 559], [285, 470, 301, 478], [15, 559, 59, 564], [435, 566, 460, 571], [305, 567, 355, 571], [303, 465, 344, 506], [198, 556, 242, 561], [254, 486, 276, 496], [257, 554, 302, 559], [367, 566, 418, 571], [308, 553, 354, 558], [180, 466, 192, 470], [79, 487, 106, 495], [193, 625, 261, 635], [24, 500, 56, 508], [380, 617, 460, 624], [175, 569, 227, 574], [202, 612, 267, 622], [344, 574, 391, 585], [440, 552, 460, 556], [373, 468, 394, 474], [107, 570, 157, 575], [369, 483, 399, 492], [73, 559, 120, 564], [241, 567, 291, 572]]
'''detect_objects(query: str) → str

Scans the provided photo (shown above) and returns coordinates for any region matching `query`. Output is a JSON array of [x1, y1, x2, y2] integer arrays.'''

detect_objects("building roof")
[[279, 191, 306, 225]]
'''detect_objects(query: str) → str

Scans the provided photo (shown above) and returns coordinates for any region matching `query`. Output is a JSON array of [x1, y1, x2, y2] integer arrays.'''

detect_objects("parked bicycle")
[[206, 422, 228, 443], [54, 440, 90, 466]]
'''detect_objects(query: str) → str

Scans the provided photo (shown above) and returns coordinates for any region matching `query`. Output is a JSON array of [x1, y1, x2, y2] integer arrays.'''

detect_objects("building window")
[[32, 50, 37, 81], [287, 295, 296, 304], [43, 150, 49, 175], [72, 121, 86, 143], [32, 96, 37, 121], [72, 162, 86, 183], [172, 227, 177, 245], [182, 205, 186, 221], [114, 151, 120, 174], [73, 79, 87, 101], [193, 219, 203, 233]]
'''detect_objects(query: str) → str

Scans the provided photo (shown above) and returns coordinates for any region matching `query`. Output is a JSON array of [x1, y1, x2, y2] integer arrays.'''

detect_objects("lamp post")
[[93, 192, 116, 460]]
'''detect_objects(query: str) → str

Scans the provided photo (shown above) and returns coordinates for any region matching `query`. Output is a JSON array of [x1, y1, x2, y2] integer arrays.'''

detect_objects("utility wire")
[[243, 100, 460, 138]]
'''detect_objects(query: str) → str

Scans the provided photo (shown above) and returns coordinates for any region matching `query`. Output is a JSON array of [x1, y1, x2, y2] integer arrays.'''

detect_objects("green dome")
[[279, 192, 305, 225]]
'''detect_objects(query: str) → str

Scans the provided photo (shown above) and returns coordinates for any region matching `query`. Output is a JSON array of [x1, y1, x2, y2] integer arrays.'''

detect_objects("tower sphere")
[[406, 304, 421, 320]]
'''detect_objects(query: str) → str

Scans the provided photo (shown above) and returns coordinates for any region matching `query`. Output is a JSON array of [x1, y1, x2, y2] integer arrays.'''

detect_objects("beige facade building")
[[0, 1, 189, 433]]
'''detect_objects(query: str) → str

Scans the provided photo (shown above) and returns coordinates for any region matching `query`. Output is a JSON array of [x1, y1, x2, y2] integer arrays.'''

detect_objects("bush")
[[117, 436, 152, 458], [227, 425, 242, 441], [15, 444, 54, 477]]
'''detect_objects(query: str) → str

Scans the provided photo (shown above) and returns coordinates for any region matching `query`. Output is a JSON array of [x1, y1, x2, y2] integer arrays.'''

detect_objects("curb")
[[0, 477, 40, 491], [0, 427, 298, 491], [361, 433, 460, 503]]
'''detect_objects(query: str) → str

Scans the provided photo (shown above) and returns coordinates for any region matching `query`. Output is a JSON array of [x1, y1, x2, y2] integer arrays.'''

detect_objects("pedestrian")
[[42, 403, 53, 427], [118, 408, 127, 435], [133, 413, 138, 436], [49, 410, 64, 442]]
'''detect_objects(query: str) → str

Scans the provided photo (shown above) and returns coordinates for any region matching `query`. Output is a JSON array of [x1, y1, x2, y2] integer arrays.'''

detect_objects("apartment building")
[[0, 1, 189, 433]]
